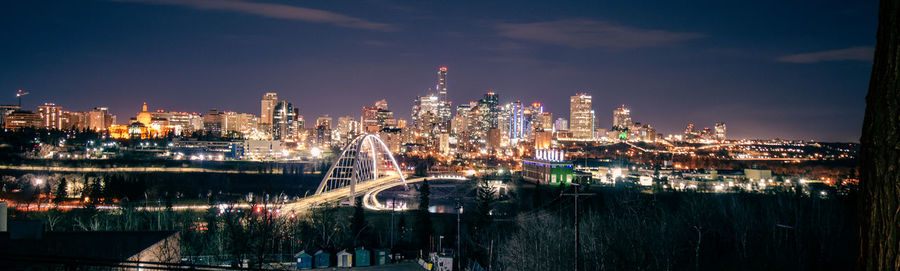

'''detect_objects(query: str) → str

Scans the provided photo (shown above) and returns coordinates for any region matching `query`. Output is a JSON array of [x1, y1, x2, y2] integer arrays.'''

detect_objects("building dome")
[[136, 102, 152, 126]]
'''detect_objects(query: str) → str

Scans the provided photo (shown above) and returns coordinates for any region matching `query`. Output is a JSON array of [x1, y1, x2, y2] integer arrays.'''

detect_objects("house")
[[294, 251, 312, 269], [336, 250, 353, 267], [431, 253, 453, 271], [372, 248, 390, 265], [314, 250, 331, 268], [354, 247, 370, 267]]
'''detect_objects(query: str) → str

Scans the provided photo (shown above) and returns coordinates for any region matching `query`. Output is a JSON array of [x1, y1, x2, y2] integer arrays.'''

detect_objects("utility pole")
[[390, 197, 396, 250], [456, 200, 462, 270], [562, 186, 594, 271]]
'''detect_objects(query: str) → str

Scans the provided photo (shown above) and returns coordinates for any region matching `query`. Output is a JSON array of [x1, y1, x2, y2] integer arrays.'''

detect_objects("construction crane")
[[16, 89, 29, 107]]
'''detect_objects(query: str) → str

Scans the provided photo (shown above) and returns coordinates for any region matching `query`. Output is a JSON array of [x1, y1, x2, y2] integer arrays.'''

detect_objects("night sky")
[[0, 0, 877, 141]]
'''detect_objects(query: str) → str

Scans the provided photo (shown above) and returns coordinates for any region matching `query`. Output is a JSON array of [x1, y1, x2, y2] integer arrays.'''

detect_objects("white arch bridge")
[[282, 134, 408, 213]]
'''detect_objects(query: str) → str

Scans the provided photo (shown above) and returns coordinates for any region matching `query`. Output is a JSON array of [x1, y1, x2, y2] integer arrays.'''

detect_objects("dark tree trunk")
[[859, 0, 900, 270]]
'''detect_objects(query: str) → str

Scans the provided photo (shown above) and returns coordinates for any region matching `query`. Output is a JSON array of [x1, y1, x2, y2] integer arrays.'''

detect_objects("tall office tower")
[[522, 102, 542, 139], [455, 102, 475, 134], [554, 118, 568, 131], [61, 111, 88, 131], [478, 92, 500, 128], [451, 113, 467, 135], [418, 94, 440, 117], [316, 115, 333, 129], [296, 115, 305, 130], [508, 101, 525, 140], [569, 93, 594, 139], [88, 107, 115, 131], [224, 112, 258, 135], [260, 92, 278, 126], [437, 67, 451, 131], [203, 109, 225, 136], [612, 105, 632, 130], [272, 101, 296, 140], [684, 123, 695, 136], [361, 106, 379, 133], [437, 67, 448, 103], [411, 96, 422, 129], [376, 108, 395, 129], [714, 122, 727, 140], [534, 111, 554, 133], [38, 103, 63, 130], [336, 116, 359, 141], [166, 112, 200, 135], [375, 99, 389, 110]]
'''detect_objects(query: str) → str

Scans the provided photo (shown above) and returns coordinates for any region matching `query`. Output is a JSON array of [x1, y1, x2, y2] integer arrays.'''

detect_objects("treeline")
[[0, 171, 322, 205], [498, 188, 857, 271]]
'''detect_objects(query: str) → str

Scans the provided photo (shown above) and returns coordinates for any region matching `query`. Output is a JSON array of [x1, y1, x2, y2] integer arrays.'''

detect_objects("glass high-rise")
[[569, 93, 593, 140], [613, 105, 632, 130], [260, 92, 278, 126]]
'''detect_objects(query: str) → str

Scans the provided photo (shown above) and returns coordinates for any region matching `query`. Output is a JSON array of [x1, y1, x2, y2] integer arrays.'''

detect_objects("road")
[[280, 174, 411, 214]]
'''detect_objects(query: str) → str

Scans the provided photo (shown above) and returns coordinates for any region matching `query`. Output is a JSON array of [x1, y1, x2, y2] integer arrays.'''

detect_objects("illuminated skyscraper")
[[272, 101, 296, 140], [316, 115, 333, 130], [509, 101, 525, 140], [534, 111, 553, 133], [38, 103, 63, 130], [88, 107, 115, 131], [223, 112, 258, 135], [569, 93, 593, 139], [419, 94, 440, 117], [203, 109, 225, 136], [375, 99, 389, 110], [554, 118, 568, 131], [336, 116, 359, 143], [613, 105, 632, 130], [715, 122, 727, 140], [361, 106, 379, 133], [478, 92, 500, 128], [437, 67, 451, 131], [438, 67, 448, 104], [260, 92, 278, 126]]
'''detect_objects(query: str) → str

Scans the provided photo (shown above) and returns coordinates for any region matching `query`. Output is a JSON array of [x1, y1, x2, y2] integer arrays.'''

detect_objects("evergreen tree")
[[472, 179, 496, 264], [415, 179, 433, 252], [88, 178, 103, 204], [475, 180, 496, 227], [414, 162, 428, 177], [53, 178, 68, 205], [532, 183, 543, 209], [350, 196, 368, 247]]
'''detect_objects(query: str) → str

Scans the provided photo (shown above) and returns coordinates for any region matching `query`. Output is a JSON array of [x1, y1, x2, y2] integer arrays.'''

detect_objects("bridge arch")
[[315, 134, 407, 198]]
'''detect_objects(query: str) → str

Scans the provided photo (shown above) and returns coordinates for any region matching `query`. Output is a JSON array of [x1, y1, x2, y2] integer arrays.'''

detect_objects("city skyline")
[[0, 0, 877, 141]]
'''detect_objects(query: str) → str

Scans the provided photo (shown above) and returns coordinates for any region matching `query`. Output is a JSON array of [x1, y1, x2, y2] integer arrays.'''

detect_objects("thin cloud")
[[495, 19, 703, 49], [777, 47, 874, 63], [114, 0, 395, 31], [361, 40, 393, 47]]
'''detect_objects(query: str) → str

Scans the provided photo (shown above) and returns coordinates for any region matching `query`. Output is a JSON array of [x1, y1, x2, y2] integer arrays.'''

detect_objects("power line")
[[561, 188, 595, 271]]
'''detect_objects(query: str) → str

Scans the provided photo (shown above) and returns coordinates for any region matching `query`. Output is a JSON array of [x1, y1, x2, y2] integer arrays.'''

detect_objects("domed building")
[[136, 102, 152, 126]]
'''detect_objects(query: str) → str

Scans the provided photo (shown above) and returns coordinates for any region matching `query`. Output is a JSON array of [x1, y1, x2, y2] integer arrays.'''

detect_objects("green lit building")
[[522, 149, 574, 185]]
